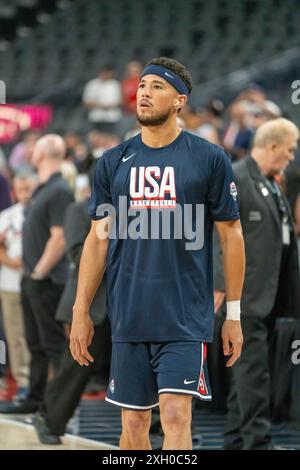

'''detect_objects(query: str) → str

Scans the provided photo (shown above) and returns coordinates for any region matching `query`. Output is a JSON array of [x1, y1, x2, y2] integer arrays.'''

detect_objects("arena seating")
[[0, 0, 300, 132]]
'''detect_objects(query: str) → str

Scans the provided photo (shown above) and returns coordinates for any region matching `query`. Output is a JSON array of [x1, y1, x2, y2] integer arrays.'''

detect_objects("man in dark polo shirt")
[[0, 134, 74, 414]]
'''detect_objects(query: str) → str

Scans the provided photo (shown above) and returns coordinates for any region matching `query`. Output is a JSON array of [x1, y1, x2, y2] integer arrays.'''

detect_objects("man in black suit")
[[33, 197, 110, 444], [215, 118, 300, 449]]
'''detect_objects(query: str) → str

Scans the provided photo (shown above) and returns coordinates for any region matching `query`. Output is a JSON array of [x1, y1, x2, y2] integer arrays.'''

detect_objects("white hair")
[[253, 118, 299, 147]]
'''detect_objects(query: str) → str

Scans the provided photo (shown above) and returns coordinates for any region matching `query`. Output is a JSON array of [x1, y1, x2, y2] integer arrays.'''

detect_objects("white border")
[[105, 397, 159, 410]]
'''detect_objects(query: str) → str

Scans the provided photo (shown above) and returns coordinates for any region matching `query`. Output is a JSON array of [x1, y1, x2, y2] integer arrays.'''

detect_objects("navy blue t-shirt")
[[89, 130, 239, 343]]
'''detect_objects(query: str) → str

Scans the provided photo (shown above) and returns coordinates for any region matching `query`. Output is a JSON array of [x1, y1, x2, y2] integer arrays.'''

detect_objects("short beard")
[[137, 108, 172, 127]]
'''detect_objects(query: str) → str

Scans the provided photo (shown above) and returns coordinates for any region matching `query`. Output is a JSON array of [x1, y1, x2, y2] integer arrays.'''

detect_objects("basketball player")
[[70, 57, 245, 450]]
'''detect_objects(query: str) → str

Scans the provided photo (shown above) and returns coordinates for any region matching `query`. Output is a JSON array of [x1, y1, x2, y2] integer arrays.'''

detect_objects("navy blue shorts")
[[106, 341, 212, 410]]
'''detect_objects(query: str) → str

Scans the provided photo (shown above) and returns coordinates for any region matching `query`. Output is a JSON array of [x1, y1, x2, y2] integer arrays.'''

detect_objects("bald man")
[[0, 134, 74, 414], [214, 118, 300, 449]]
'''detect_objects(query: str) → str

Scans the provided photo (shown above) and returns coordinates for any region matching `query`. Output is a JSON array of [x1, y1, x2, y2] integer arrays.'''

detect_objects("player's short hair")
[[145, 57, 192, 95], [253, 118, 299, 147]]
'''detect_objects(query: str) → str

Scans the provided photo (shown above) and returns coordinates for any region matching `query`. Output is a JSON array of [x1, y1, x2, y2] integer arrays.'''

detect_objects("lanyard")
[[264, 177, 290, 225]]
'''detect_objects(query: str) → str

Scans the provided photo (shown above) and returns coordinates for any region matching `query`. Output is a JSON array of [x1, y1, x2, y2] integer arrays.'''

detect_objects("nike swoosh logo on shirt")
[[184, 380, 196, 385], [122, 153, 136, 162]]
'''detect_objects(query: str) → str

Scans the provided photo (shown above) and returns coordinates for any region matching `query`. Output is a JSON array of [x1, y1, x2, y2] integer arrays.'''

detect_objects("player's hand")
[[221, 319, 243, 367], [214, 290, 226, 313], [69, 313, 94, 366]]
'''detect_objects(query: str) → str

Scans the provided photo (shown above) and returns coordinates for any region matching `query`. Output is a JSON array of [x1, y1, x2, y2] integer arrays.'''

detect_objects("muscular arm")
[[70, 217, 110, 366], [73, 218, 109, 313], [215, 219, 245, 302], [215, 219, 245, 367]]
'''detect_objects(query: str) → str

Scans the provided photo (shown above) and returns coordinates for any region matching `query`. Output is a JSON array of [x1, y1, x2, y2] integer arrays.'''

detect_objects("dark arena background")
[[0, 0, 300, 454]]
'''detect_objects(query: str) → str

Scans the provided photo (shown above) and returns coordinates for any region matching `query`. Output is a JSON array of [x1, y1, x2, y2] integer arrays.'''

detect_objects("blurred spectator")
[[181, 105, 220, 144], [63, 131, 82, 161], [0, 172, 11, 212], [87, 131, 121, 158], [245, 103, 270, 131], [76, 130, 120, 181], [60, 160, 78, 193], [235, 84, 267, 105], [0, 147, 6, 168], [0, 134, 73, 414], [72, 142, 90, 166], [73, 142, 94, 175], [122, 60, 143, 114], [74, 174, 91, 202], [205, 100, 225, 135], [223, 86, 282, 162], [8, 131, 41, 171], [0, 171, 37, 400], [263, 100, 282, 120], [82, 65, 122, 134], [223, 100, 254, 161], [0, 151, 12, 184], [245, 101, 282, 131]]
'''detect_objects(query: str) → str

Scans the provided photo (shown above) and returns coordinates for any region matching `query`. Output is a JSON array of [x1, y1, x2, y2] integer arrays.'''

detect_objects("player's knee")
[[160, 402, 191, 429], [123, 412, 151, 438]]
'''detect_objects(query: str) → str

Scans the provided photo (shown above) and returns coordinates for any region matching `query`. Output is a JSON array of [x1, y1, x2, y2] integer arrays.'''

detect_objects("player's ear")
[[174, 95, 187, 110]]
